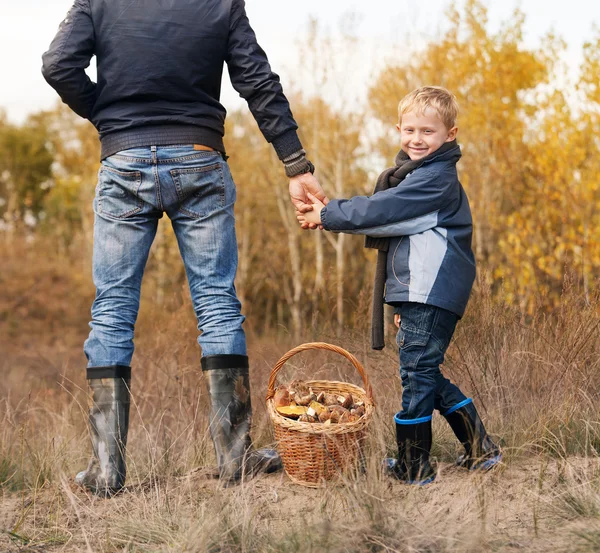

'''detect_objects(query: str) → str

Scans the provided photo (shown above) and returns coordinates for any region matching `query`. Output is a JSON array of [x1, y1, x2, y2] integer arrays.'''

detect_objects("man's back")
[[92, 0, 230, 132], [42, 0, 303, 162]]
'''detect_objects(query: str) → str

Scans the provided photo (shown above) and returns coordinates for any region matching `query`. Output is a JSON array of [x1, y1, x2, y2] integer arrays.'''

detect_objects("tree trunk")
[[334, 152, 345, 335], [273, 175, 303, 340], [2, 171, 17, 240]]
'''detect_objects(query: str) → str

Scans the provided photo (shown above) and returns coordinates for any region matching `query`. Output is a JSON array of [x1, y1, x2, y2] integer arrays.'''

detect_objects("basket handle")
[[265, 342, 374, 403]]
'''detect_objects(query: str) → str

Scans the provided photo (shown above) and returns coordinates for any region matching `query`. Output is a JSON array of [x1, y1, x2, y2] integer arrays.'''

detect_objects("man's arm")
[[226, 0, 328, 218], [41, 0, 96, 120], [226, 0, 300, 160]]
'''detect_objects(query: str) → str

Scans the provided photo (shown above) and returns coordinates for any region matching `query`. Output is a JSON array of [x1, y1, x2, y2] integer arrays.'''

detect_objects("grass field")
[[2, 241, 600, 552]]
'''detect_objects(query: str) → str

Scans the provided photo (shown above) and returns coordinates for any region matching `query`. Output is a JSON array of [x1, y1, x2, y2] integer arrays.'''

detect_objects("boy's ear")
[[396, 123, 401, 132], [446, 126, 458, 142]]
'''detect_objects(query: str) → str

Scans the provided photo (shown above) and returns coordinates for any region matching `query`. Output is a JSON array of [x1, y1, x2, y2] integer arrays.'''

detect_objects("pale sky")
[[1, 0, 598, 123]]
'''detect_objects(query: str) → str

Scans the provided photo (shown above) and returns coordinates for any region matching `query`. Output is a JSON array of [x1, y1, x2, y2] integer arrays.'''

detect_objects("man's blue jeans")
[[84, 145, 246, 367], [395, 302, 467, 420]]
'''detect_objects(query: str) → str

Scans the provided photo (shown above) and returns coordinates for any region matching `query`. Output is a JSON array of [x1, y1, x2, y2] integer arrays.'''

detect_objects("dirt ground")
[[2, 456, 600, 553]]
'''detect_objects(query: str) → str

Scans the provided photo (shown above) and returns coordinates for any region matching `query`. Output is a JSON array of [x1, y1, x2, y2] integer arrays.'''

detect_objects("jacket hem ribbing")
[[100, 125, 226, 161], [385, 293, 466, 318]]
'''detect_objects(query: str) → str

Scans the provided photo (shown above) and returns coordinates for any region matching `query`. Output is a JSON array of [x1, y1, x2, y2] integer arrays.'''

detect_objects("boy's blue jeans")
[[395, 302, 467, 420], [84, 146, 246, 367]]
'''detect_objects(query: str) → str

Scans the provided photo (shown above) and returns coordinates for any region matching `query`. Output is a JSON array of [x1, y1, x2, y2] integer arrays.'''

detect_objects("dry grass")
[[2, 239, 600, 552]]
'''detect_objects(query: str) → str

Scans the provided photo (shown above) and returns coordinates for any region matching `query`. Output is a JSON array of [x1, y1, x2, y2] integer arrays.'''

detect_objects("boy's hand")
[[394, 314, 400, 328], [296, 208, 322, 227], [296, 193, 325, 228]]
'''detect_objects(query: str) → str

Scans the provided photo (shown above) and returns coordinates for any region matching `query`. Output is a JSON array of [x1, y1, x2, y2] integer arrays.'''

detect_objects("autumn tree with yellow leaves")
[[1, 0, 598, 329], [368, 0, 600, 312]]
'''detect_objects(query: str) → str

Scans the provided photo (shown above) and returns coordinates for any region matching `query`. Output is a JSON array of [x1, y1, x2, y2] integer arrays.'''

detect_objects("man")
[[42, 0, 327, 493]]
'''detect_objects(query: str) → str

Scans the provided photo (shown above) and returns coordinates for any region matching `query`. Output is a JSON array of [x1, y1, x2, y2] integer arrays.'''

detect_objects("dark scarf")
[[366, 140, 459, 350]]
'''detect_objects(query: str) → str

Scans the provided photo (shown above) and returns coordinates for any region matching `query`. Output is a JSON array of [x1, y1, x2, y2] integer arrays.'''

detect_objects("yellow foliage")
[[5, 1, 600, 324], [368, 2, 600, 312]]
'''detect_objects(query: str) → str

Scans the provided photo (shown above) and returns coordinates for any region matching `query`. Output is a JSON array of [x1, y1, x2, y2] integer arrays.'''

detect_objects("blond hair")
[[398, 86, 459, 129]]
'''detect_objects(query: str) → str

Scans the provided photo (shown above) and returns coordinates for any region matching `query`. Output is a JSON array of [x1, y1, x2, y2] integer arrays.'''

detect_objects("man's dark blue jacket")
[[42, 0, 303, 161]]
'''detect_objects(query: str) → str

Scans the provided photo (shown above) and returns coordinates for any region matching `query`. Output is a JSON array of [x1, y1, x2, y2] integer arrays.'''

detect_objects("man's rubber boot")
[[443, 398, 502, 470], [75, 366, 131, 496], [202, 355, 282, 484], [386, 414, 436, 485]]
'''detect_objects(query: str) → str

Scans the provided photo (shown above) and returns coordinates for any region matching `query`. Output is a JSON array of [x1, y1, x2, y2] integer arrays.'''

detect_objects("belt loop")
[[151, 145, 157, 164]]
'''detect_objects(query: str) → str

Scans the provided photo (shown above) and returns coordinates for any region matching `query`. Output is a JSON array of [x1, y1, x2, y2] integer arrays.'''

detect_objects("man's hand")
[[394, 314, 401, 329], [289, 172, 329, 229]]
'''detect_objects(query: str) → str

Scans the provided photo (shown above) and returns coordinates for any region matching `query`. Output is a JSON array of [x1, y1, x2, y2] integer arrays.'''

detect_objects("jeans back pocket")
[[97, 166, 143, 219], [170, 163, 225, 219]]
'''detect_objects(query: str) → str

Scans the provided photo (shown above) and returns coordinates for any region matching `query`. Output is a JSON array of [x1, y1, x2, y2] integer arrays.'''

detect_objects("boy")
[[297, 86, 501, 484]]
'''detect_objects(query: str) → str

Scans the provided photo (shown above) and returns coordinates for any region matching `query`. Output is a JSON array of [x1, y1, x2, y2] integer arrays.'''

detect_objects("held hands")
[[296, 193, 325, 228], [289, 172, 329, 230]]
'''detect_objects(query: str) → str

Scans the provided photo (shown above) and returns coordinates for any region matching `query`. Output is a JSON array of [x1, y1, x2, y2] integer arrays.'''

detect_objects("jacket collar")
[[395, 140, 461, 168]]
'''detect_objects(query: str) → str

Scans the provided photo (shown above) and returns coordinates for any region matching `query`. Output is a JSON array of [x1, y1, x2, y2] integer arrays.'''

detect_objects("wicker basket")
[[265, 342, 375, 487]]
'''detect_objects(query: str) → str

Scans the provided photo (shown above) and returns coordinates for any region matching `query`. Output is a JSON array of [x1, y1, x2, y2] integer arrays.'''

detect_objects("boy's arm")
[[320, 167, 454, 236], [226, 0, 303, 162], [41, 0, 97, 121]]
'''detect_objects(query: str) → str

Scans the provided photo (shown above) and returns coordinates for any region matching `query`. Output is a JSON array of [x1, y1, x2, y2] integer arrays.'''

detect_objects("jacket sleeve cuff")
[[319, 201, 352, 233], [283, 149, 315, 177], [272, 129, 303, 160], [320, 205, 331, 230]]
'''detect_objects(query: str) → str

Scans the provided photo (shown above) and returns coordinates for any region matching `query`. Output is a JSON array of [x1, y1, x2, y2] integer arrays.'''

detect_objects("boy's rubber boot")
[[75, 366, 131, 496], [202, 355, 282, 485], [387, 415, 436, 485], [443, 398, 502, 470]]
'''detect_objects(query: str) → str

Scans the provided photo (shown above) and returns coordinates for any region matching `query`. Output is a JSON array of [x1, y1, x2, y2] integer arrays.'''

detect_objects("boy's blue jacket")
[[320, 145, 476, 317]]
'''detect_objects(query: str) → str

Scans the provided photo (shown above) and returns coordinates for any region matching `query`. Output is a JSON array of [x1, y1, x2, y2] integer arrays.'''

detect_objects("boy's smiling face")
[[397, 108, 458, 161]]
